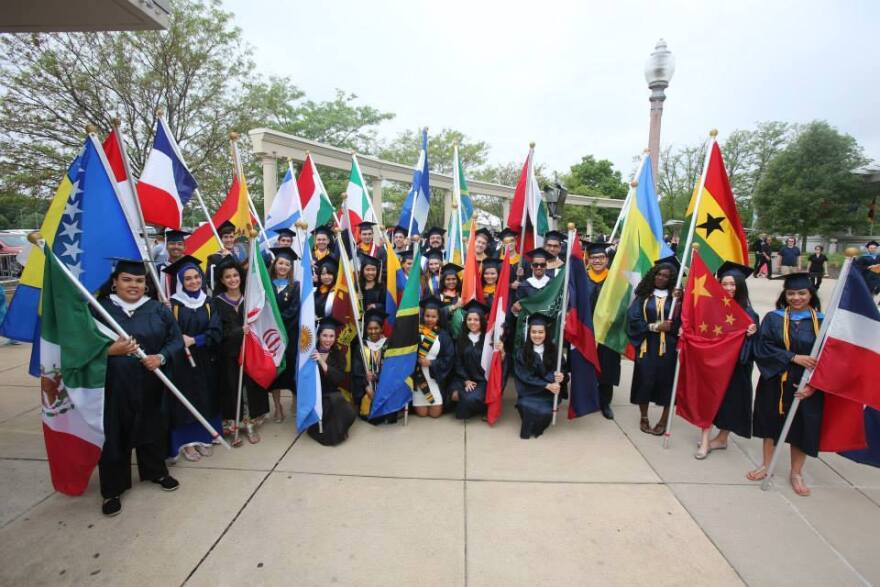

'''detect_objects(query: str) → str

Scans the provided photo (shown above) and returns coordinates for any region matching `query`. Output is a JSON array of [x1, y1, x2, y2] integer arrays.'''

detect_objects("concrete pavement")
[[1, 276, 879, 586]]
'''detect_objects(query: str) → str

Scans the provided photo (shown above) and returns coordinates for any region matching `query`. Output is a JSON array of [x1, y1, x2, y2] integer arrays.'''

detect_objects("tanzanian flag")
[[370, 248, 423, 419], [679, 141, 749, 272], [594, 157, 673, 355]]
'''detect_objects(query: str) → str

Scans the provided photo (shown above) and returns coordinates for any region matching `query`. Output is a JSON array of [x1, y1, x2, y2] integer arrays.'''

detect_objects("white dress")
[[412, 335, 443, 407]]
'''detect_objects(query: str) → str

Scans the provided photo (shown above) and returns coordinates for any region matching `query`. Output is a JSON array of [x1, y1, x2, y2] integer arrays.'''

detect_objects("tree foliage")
[[378, 128, 489, 174]]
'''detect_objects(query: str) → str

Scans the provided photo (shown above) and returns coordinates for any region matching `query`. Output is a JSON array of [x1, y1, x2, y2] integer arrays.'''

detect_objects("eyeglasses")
[[532, 262, 547, 268]]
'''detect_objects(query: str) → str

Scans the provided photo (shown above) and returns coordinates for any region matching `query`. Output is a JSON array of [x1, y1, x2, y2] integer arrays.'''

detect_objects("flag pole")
[[353, 153, 385, 242], [528, 145, 538, 252], [29, 232, 231, 450], [332, 228, 372, 404], [229, 133, 274, 254], [609, 150, 649, 243], [661, 130, 717, 448], [453, 143, 465, 263], [233, 232, 258, 447], [761, 254, 854, 490], [551, 225, 576, 426]]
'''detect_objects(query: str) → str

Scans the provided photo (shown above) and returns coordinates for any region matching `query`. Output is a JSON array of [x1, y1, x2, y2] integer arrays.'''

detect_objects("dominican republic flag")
[[809, 262, 880, 452], [137, 117, 198, 229], [563, 237, 601, 419], [397, 128, 430, 236]]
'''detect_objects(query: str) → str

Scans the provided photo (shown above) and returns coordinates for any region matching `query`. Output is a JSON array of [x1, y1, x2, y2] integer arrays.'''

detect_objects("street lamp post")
[[645, 39, 675, 189]]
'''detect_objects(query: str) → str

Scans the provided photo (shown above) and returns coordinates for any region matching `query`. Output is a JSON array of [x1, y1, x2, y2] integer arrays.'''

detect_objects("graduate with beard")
[[585, 241, 620, 420]]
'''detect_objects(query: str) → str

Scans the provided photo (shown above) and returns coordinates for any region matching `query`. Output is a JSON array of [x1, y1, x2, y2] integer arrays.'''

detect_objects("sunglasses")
[[532, 262, 547, 268]]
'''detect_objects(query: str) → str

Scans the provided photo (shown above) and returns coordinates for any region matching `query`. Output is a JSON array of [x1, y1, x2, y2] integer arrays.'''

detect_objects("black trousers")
[[99, 440, 169, 499], [810, 274, 823, 289], [599, 383, 614, 408], [753, 255, 771, 277]]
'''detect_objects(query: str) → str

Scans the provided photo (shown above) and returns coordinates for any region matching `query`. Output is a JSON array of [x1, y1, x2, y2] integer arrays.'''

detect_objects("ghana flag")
[[680, 141, 749, 272]]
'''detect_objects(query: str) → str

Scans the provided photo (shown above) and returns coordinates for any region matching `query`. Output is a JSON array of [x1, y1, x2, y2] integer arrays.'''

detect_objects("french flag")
[[809, 264, 880, 452], [137, 118, 197, 229]]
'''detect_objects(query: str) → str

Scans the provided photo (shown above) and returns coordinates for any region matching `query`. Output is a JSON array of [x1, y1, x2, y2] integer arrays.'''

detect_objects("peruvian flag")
[[137, 118, 198, 229], [242, 239, 288, 388], [482, 249, 512, 425], [808, 263, 880, 452], [507, 145, 549, 256]]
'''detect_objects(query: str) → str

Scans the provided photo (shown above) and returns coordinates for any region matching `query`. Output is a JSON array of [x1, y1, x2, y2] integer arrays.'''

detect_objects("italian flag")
[[242, 240, 288, 388], [39, 250, 113, 496], [344, 155, 376, 241], [297, 154, 336, 233]]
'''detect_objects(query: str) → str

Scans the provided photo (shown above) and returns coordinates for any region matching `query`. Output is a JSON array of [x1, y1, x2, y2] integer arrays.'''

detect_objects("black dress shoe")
[[600, 405, 615, 420], [102, 497, 121, 517], [151, 475, 180, 491]]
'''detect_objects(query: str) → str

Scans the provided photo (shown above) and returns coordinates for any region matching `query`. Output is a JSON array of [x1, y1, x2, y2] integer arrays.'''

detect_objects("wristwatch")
[[158, 354, 167, 366]]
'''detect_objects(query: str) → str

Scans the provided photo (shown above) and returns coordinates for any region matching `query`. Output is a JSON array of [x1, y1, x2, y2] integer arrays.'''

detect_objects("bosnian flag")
[[296, 243, 322, 432], [265, 166, 302, 249], [482, 249, 512, 425], [242, 240, 288, 389], [398, 128, 430, 236], [137, 117, 198, 229], [809, 263, 880, 452]]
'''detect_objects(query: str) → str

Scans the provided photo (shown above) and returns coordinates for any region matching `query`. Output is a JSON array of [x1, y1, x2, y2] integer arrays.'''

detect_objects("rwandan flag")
[[594, 156, 673, 355], [679, 141, 749, 272], [564, 237, 601, 419], [370, 248, 422, 419]]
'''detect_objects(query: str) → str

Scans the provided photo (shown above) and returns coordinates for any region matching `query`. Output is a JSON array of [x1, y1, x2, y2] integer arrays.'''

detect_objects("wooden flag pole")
[[551, 224, 576, 426]]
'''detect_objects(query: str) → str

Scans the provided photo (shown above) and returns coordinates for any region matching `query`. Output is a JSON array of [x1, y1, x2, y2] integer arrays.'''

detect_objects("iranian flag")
[[39, 250, 113, 496], [344, 154, 376, 241], [297, 153, 336, 233], [242, 240, 288, 388]]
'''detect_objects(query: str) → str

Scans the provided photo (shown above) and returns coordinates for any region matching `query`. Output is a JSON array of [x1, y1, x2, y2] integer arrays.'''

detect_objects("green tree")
[[379, 128, 490, 174], [753, 121, 868, 246], [562, 155, 628, 199]]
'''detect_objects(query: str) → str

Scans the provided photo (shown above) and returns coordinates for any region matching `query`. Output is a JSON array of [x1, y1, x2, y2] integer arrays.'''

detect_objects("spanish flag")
[[681, 142, 749, 272], [184, 175, 253, 266]]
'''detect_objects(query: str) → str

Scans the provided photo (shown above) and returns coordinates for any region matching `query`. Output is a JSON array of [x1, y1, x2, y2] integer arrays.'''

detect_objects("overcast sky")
[[225, 0, 879, 178]]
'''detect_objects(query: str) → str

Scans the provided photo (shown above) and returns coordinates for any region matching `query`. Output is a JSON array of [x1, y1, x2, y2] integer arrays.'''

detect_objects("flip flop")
[[790, 474, 811, 497], [694, 447, 709, 460], [640, 417, 651, 434], [746, 465, 767, 481]]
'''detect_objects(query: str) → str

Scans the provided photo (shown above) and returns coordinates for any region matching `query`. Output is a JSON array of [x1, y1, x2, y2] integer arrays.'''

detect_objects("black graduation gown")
[[753, 310, 825, 457], [351, 338, 396, 424], [588, 276, 621, 387], [315, 286, 333, 320], [307, 347, 356, 446], [417, 328, 455, 407], [271, 282, 300, 390], [855, 254, 880, 294], [360, 283, 385, 311], [168, 299, 222, 455], [513, 345, 567, 439], [97, 298, 183, 498], [449, 334, 488, 420], [626, 294, 680, 407], [516, 277, 550, 301], [214, 296, 270, 420], [713, 306, 759, 438]]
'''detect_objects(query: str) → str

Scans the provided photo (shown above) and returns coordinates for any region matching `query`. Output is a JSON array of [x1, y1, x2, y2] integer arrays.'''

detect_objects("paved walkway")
[[1, 277, 878, 586]]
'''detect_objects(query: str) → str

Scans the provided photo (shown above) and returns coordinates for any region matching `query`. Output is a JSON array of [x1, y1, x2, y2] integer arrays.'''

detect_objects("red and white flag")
[[482, 249, 512, 425], [242, 240, 288, 388]]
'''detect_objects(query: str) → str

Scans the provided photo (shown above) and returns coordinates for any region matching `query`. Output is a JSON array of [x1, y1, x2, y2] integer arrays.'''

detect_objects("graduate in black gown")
[[748, 272, 824, 497], [358, 253, 385, 311], [412, 297, 455, 418], [96, 259, 182, 517], [351, 309, 395, 424], [268, 247, 300, 422], [627, 258, 682, 436], [212, 257, 269, 445], [162, 255, 223, 462], [585, 241, 620, 420], [542, 230, 566, 278], [422, 248, 444, 297], [307, 317, 357, 446], [855, 240, 880, 295], [481, 258, 502, 309], [514, 248, 553, 304], [311, 225, 338, 265], [314, 257, 338, 319], [206, 220, 248, 291], [439, 262, 463, 335], [449, 301, 493, 420], [513, 313, 568, 439], [694, 262, 760, 460]]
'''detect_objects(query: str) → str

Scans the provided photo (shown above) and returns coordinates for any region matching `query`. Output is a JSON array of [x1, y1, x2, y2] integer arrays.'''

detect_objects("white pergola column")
[[501, 199, 511, 228], [371, 176, 384, 227], [261, 155, 278, 221], [443, 189, 452, 232], [586, 219, 594, 237]]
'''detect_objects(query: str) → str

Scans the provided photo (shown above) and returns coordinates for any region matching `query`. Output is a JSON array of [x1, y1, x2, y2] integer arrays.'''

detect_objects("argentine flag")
[[296, 244, 322, 432], [398, 128, 430, 236]]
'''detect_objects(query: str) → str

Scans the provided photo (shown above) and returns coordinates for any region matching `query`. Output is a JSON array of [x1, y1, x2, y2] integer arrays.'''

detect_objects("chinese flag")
[[675, 250, 753, 428]]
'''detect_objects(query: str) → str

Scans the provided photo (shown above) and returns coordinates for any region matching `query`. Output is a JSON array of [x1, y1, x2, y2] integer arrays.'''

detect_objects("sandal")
[[790, 473, 811, 497], [195, 445, 213, 457], [182, 446, 201, 462], [650, 421, 666, 436], [694, 446, 709, 460], [746, 465, 767, 481], [246, 424, 261, 444], [640, 417, 651, 434]]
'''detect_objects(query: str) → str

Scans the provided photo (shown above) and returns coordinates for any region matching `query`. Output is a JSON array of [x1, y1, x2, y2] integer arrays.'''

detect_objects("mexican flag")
[[243, 240, 288, 388], [39, 250, 113, 496], [344, 155, 376, 241], [297, 153, 336, 234]]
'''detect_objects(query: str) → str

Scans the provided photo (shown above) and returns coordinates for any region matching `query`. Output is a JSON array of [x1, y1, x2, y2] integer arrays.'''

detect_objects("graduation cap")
[[165, 229, 191, 242], [441, 262, 463, 276], [311, 225, 334, 238], [654, 255, 681, 272], [108, 257, 147, 276], [270, 247, 299, 262], [161, 255, 202, 276], [543, 230, 566, 244], [528, 313, 552, 327], [363, 308, 388, 326], [716, 261, 753, 281], [213, 255, 241, 274], [498, 228, 519, 240], [317, 316, 343, 332], [475, 227, 494, 242], [462, 300, 489, 316], [772, 272, 813, 291], [585, 241, 609, 256], [315, 256, 338, 273], [419, 296, 443, 310], [867, 240, 879, 248], [359, 253, 381, 268], [397, 249, 414, 261], [526, 247, 553, 261], [423, 227, 446, 239], [217, 220, 236, 236], [424, 248, 444, 261], [274, 227, 296, 239], [357, 221, 377, 232], [393, 225, 409, 236], [481, 258, 502, 272]]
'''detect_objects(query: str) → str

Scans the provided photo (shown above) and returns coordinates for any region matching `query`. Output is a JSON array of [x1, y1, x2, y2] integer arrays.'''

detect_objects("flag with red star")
[[675, 249, 753, 428]]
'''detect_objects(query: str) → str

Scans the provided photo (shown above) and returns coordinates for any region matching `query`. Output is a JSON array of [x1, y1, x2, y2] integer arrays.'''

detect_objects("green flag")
[[514, 272, 566, 349]]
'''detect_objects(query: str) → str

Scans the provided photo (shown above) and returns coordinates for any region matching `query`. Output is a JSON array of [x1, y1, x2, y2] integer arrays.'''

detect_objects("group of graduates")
[[93, 210, 879, 516]]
